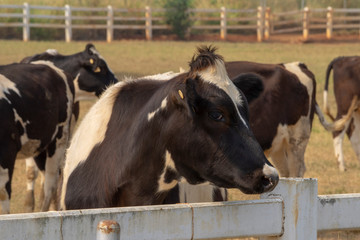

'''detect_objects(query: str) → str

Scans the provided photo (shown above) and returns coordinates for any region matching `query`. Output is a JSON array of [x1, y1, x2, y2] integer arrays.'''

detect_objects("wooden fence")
[[0, 3, 360, 42], [0, 179, 359, 239]]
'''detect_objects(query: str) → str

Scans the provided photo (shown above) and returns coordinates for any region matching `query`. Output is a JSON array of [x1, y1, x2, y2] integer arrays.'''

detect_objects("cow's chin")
[[203, 175, 265, 195]]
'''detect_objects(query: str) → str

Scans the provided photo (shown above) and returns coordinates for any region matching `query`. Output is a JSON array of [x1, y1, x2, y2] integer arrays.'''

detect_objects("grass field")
[[1, 40, 360, 239]]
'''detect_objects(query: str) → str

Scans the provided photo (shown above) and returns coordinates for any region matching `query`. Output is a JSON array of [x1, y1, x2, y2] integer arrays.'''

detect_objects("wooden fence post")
[[145, 6, 152, 41], [65, 4, 72, 42], [264, 7, 271, 40], [220, 7, 227, 40], [260, 178, 318, 240], [107, 5, 114, 43], [23, 2, 30, 42], [257, 6, 264, 42], [326, 6, 333, 39], [303, 7, 309, 40]]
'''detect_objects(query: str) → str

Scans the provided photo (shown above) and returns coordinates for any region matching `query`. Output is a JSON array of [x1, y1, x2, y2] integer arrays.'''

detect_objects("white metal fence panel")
[[0, 199, 283, 240], [0, 179, 359, 240], [192, 200, 283, 239], [318, 193, 360, 231]]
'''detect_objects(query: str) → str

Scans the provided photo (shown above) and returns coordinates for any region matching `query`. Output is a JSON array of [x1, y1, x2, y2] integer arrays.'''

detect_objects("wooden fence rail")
[[0, 179, 360, 239], [0, 3, 360, 42]]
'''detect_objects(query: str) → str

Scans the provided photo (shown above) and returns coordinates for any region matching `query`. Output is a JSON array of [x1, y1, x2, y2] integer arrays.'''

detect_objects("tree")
[[163, 0, 194, 39]]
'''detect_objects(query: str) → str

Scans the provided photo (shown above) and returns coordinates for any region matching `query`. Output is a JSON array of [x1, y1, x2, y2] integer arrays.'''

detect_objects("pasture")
[[1, 40, 360, 237]]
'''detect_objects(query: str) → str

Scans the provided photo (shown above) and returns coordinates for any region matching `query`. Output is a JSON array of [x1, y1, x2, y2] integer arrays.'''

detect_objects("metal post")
[[145, 6, 152, 41], [220, 7, 227, 40], [23, 2, 30, 42], [264, 7, 271, 40], [260, 178, 318, 240], [65, 4, 72, 43], [107, 5, 114, 43], [303, 7, 309, 40], [326, 6, 333, 39], [97, 220, 120, 240], [257, 6, 264, 42]]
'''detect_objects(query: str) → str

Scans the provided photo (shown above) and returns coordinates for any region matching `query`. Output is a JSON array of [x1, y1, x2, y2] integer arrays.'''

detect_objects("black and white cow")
[[324, 56, 360, 171], [60, 46, 279, 210], [20, 43, 118, 212], [0, 62, 74, 213], [162, 61, 351, 205]]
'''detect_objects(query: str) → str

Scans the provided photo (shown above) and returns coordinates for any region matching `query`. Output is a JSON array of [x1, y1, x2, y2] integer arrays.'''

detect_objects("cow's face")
[[76, 44, 118, 98], [166, 47, 278, 194]]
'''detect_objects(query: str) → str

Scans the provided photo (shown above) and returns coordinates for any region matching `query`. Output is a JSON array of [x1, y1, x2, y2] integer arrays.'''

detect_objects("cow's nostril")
[[262, 173, 279, 192]]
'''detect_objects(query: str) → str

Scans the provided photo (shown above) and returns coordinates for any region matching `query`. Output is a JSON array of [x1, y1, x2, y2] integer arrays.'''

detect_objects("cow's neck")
[[51, 53, 84, 80]]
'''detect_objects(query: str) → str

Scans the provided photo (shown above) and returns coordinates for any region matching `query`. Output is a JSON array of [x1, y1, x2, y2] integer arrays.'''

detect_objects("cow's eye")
[[208, 111, 224, 122]]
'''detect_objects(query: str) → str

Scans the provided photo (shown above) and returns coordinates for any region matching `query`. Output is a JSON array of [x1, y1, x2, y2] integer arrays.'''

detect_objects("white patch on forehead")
[[157, 150, 178, 192], [45, 49, 58, 55], [148, 97, 168, 121], [0, 74, 21, 101], [198, 59, 248, 128], [73, 73, 97, 101]]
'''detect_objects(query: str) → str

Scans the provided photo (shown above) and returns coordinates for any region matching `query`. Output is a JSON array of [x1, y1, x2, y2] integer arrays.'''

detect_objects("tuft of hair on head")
[[188, 45, 224, 75]]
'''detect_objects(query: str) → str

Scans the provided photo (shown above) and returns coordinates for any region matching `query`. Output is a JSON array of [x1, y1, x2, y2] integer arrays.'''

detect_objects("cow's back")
[[0, 63, 74, 157]]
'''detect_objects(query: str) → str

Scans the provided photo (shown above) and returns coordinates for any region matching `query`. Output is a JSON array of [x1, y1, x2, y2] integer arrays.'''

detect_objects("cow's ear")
[[232, 73, 264, 103], [82, 44, 101, 72], [85, 43, 95, 54], [170, 77, 199, 116]]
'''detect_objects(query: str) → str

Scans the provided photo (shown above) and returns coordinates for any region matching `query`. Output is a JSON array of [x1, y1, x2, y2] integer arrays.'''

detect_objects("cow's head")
[[166, 46, 278, 194], [76, 43, 118, 99]]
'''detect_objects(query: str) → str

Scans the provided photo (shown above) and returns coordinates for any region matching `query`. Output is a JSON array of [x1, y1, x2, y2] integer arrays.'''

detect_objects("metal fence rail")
[[0, 179, 360, 240]]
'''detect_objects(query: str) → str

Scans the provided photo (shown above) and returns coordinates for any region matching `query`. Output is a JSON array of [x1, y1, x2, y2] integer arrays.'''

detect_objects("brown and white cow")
[[324, 56, 360, 171], [60, 46, 279, 210], [20, 43, 118, 212], [226, 61, 347, 178], [0, 62, 74, 213]]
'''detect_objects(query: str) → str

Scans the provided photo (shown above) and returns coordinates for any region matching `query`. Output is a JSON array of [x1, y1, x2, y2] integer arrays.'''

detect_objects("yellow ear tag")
[[89, 58, 94, 64], [178, 90, 184, 99], [94, 67, 101, 73]]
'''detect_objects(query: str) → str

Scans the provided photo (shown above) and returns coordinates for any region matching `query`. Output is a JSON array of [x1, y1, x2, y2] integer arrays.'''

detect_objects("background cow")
[[226, 61, 348, 177], [0, 62, 74, 213], [60, 46, 279, 210], [20, 43, 118, 212], [324, 56, 360, 171]]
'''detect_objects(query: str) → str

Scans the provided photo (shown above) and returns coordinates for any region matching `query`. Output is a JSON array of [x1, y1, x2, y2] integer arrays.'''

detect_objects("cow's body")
[[0, 62, 74, 213], [20, 43, 118, 212], [324, 56, 360, 171], [223, 61, 313, 177], [60, 46, 279, 210], [226, 61, 347, 177]]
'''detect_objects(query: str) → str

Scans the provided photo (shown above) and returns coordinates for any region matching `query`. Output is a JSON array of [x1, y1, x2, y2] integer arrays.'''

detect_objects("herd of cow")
[[0, 43, 358, 214]]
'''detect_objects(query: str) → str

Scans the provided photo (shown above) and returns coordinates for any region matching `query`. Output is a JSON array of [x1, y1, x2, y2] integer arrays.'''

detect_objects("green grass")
[[2, 40, 360, 216]]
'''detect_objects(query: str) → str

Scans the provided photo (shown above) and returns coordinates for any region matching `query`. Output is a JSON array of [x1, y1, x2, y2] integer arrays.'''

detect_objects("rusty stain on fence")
[[97, 220, 121, 234]]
